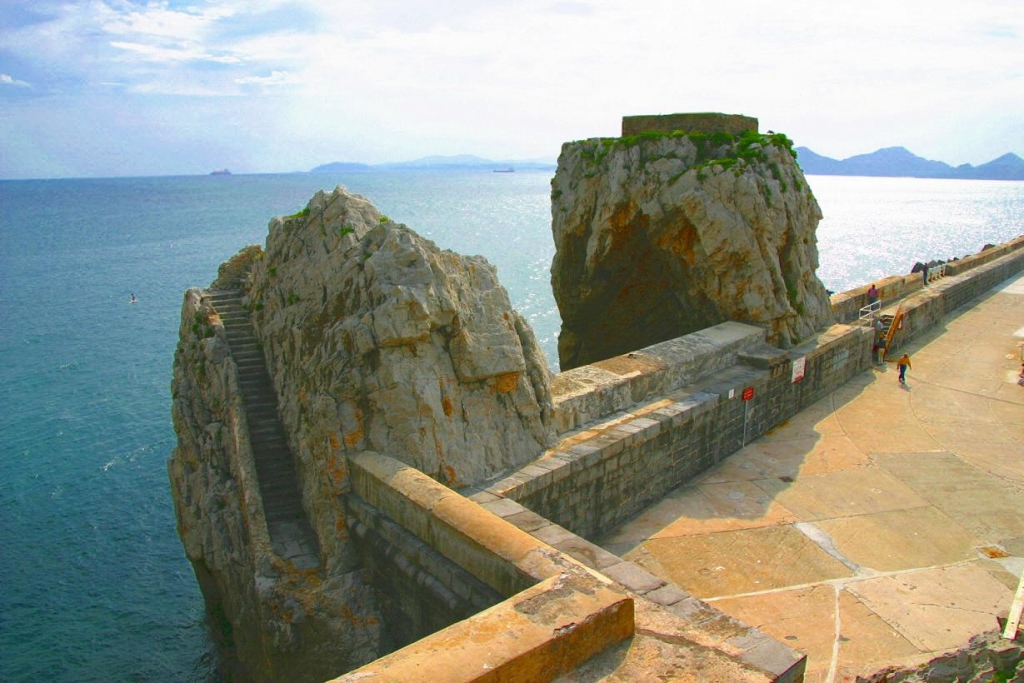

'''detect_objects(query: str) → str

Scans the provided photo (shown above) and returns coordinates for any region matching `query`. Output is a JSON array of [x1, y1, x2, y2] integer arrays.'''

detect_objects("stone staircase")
[[206, 289, 320, 570]]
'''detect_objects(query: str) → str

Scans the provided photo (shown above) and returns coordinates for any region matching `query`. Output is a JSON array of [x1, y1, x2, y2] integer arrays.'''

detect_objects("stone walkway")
[[598, 272, 1024, 682]]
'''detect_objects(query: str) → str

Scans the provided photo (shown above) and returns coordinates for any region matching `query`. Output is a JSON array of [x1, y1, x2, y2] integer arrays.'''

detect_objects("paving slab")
[[712, 585, 927, 683], [599, 270, 1024, 681], [693, 433, 870, 485], [831, 590, 932, 682], [711, 585, 839, 683], [936, 441, 1024, 486], [845, 562, 1013, 652], [754, 466, 932, 522], [597, 479, 798, 556], [646, 481, 799, 538], [872, 451, 1024, 543], [832, 384, 943, 455], [812, 505, 980, 573], [629, 524, 854, 599]]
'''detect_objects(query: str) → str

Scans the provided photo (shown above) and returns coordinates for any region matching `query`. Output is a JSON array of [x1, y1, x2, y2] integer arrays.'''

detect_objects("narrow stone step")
[[205, 287, 321, 569]]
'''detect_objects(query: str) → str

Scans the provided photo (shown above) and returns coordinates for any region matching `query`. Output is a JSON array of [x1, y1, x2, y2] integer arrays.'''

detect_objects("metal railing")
[[859, 299, 882, 321]]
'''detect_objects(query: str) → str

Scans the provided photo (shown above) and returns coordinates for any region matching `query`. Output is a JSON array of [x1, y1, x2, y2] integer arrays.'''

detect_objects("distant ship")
[[210, 169, 232, 176], [493, 167, 515, 173]]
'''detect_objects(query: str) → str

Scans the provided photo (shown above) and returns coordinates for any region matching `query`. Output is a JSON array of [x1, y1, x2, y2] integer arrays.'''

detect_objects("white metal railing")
[[859, 299, 882, 321]]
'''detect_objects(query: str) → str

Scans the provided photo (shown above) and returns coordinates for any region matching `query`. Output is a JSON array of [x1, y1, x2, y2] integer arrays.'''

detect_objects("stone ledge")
[[330, 571, 634, 683], [343, 451, 637, 682], [485, 486, 806, 683], [552, 321, 765, 433]]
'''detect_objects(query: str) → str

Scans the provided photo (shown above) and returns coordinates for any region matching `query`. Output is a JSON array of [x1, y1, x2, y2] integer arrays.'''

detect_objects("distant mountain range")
[[309, 148, 1024, 180], [796, 146, 1024, 180], [310, 154, 556, 174]]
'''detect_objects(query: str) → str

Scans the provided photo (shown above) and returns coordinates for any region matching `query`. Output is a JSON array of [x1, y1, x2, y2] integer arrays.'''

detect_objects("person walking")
[[897, 353, 912, 384]]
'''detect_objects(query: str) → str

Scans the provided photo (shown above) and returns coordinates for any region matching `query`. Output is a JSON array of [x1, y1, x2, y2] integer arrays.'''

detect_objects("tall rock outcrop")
[[246, 187, 555, 488], [550, 121, 835, 369], [169, 186, 555, 681]]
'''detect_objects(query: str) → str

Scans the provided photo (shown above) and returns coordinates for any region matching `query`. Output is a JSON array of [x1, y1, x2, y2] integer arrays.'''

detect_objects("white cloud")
[[235, 70, 299, 86], [2, 0, 1023, 177], [108, 40, 244, 65], [1, 74, 31, 87]]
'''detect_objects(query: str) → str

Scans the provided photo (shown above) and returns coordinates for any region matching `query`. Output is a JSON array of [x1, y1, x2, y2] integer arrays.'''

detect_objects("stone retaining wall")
[[830, 235, 1024, 323], [483, 323, 871, 540], [337, 452, 636, 682], [830, 272, 923, 322], [888, 242, 1024, 352], [551, 322, 766, 434], [944, 235, 1024, 276], [340, 452, 805, 683], [478, 240, 1022, 543], [333, 236, 1023, 681], [347, 494, 503, 650]]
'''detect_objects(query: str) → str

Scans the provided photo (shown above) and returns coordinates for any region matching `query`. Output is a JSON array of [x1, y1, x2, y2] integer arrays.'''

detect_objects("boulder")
[[246, 186, 555, 489], [550, 127, 835, 369]]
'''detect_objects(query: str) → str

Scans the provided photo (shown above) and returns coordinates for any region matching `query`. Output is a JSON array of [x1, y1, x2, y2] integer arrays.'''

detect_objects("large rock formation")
[[247, 187, 554, 489], [550, 120, 835, 369], [169, 281, 381, 683], [169, 186, 555, 681]]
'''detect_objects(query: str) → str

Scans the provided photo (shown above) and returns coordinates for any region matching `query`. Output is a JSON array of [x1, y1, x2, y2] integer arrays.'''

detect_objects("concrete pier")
[[599, 272, 1024, 682]]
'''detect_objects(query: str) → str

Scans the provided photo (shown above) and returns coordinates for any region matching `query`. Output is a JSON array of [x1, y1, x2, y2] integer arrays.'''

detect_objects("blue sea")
[[1, 170, 1021, 681]]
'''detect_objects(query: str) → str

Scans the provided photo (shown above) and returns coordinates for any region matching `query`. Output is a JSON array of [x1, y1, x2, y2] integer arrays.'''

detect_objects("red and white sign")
[[742, 386, 755, 401], [792, 356, 806, 383]]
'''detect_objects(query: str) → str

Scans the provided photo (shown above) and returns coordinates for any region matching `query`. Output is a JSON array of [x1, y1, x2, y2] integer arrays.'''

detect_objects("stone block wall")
[[889, 244, 1024, 353], [551, 322, 766, 434], [621, 112, 758, 137], [483, 240, 1022, 543], [830, 273, 923, 322], [339, 452, 805, 683], [330, 236, 1022, 682], [347, 494, 502, 651], [944, 235, 1024, 276], [831, 235, 1024, 322], [337, 452, 637, 683], [484, 323, 872, 540]]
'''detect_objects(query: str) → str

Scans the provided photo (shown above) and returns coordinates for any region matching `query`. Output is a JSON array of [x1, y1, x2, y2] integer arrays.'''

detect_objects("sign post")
[[741, 387, 754, 446]]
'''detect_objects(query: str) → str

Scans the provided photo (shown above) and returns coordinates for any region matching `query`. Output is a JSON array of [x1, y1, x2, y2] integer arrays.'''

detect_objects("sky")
[[1, 0, 1022, 179]]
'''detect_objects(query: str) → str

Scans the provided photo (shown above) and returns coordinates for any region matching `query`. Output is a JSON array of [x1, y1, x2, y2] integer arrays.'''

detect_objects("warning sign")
[[742, 386, 755, 401], [792, 356, 806, 383]]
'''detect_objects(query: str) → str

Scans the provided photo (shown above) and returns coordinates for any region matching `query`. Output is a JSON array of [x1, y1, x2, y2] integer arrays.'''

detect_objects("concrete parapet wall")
[[944, 235, 1024, 276], [490, 323, 872, 540], [830, 234, 1024, 322], [551, 322, 766, 434], [339, 452, 635, 683], [831, 273, 923, 322], [347, 494, 503, 650], [622, 112, 758, 137], [888, 243, 1024, 352]]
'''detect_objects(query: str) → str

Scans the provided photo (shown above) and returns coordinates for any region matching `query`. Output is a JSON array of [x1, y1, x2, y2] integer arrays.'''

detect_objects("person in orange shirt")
[[897, 353, 912, 384]]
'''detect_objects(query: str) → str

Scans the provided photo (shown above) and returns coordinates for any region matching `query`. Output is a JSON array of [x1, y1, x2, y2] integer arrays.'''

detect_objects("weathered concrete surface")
[[599, 271, 1024, 683]]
